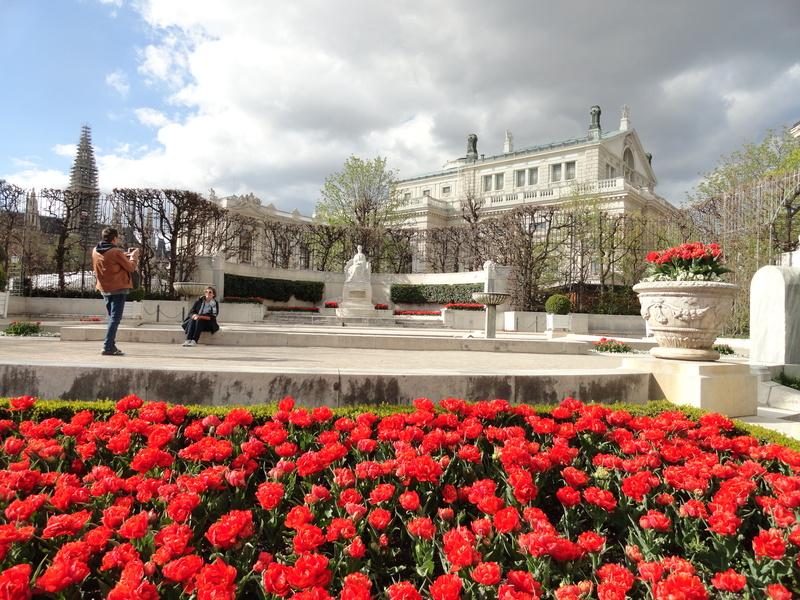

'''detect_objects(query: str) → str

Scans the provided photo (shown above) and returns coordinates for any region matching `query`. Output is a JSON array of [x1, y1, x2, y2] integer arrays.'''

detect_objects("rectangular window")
[[551, 164, 562, 182], [527, 167, 538, 185], [494, 173, 504, 190], [422, 189, 430, 197], [565, 161, 576, 180], [515, 170, 526, 187], [403, 192, 411, 201], [442, 186, 451, 195], [483, 175, 493, 192], [605, 164, 616, 179]]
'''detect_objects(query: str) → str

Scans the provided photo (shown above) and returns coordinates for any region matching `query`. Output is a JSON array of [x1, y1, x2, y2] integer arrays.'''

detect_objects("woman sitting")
[[182, 286, 220, 346]]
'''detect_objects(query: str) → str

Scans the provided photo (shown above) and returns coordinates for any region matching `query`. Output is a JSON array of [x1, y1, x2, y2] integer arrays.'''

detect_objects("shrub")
[[224, 274, 324, 303], [324, 301, 339, 309], [4, 321, 41, 335], [267, 306, 320, 313], [593, 337, 633, 353], [374, 303, 388, 310], [545, 294, 572, 315], [390, 283, 483, 304], [443, 303, 484, 311], [713, 343, 734, 355], [394, 309, 441, 316]]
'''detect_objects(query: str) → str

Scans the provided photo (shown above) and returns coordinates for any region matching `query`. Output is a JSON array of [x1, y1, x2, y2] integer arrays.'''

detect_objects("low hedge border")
[[224, 273, 324, 303], [390, 283, 483, 304], [1, 397, 795, 452]]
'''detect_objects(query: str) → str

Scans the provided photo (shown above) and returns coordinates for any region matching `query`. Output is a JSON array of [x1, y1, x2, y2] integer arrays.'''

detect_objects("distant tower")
[[68, 124, 100, 227], [25, 189, 40, 229]]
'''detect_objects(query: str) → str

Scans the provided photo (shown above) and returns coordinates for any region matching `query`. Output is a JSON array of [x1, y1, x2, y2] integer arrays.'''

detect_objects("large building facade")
[[395, 105, 679, 229]]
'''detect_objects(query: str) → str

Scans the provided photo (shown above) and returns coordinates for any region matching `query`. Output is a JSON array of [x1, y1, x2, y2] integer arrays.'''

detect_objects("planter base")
[[650, 347, 720, 361]]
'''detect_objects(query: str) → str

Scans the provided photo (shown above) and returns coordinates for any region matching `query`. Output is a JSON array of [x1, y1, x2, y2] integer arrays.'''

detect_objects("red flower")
[[285, 505, 314, 529], [166, 492, 201, 523], [263, 562, 291, 597], [0, 563, 31, 600], [710, 569, 746, 592], [9, 396, 36, 411], [639, 510, 671, 532], [707, 511, 741, 536], [398, 491, 420, 511], [42, 510, 92, 539], [293, 524, 325, 554], [195, 558, 236, 600], [442, 527, 480, 568], [341, 573, 372, 600], [256, 481, 285, 510], [654, 572, 708, 600], [35, 559, 90, 594], [430, 574, 462, 600], [367, 508, 391, 530], [752, 528, 786, 560], [766, 584, 793, 600], [556, 486, 581, 507], [577, 531, 606, 553], [471, 562, 501, 586], [493, 507, 520, 533], [407, 517, 436, 540], [118, 511, 150, 540], [387, 581, 422, 600], [205, 510, 254, 550], [583, 487, 617, 512]]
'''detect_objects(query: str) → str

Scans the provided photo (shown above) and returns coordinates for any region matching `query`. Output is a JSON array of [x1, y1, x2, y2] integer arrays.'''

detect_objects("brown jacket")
[[92, 244, 137, 293]]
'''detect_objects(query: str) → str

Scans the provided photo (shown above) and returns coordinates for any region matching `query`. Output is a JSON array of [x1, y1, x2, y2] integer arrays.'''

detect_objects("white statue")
[[345, 245, 371, 283]]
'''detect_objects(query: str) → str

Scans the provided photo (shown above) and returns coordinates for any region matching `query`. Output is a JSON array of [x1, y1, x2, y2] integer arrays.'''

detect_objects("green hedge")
[[224, 274, 324, 303], [390, 283, 483, 304], [1, 397, 796, 452]]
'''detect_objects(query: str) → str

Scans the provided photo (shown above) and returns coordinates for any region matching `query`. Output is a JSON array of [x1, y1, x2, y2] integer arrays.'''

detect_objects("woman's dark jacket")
[[182, 297, 220, 334]]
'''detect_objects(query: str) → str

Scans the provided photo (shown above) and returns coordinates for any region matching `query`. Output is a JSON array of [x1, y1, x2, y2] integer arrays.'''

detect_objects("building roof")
[[398, 129, 626, 184]]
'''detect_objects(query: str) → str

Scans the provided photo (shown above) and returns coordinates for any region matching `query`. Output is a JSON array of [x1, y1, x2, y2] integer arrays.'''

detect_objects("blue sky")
[[1, 1, 799, 215], [0, 0, 165, 183]]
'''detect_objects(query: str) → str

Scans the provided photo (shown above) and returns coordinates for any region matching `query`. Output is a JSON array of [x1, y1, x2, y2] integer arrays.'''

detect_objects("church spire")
[[68, 124, 100, 224]]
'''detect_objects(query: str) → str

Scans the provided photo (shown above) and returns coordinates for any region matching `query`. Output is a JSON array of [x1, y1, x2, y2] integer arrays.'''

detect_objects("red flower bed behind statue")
[[0, 394, 797, 598]]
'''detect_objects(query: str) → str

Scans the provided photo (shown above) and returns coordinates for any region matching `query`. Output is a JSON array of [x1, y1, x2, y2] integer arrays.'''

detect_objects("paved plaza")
[[0, 321, 798, 440]]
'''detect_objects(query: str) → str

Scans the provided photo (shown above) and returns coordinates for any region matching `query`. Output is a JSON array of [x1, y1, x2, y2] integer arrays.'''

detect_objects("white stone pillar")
[[750, 265, 800, 365]]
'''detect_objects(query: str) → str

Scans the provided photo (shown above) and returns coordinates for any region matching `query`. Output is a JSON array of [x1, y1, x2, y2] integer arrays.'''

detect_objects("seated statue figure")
[[345, 245, 371, 283]]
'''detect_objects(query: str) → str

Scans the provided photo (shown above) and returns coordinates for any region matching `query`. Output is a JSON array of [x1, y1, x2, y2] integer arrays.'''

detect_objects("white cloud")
[[97, 0, 123, 6], [134, 107, 171, 128], [52, 144, 77, 158], [105, 70, 130, 96], [1, 168, 68, 191], [19, 0, 794, 214]]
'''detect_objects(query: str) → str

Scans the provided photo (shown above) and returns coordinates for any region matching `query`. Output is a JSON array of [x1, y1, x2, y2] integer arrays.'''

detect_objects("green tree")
[[316, 156, 403, 229]]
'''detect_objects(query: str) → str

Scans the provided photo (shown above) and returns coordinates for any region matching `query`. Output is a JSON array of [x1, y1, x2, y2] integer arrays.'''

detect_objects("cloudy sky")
[[1, 0, 798, 215]]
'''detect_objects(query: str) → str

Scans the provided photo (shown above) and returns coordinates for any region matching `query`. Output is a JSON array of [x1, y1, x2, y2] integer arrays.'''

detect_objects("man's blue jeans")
[[103, 293, 126, 352]]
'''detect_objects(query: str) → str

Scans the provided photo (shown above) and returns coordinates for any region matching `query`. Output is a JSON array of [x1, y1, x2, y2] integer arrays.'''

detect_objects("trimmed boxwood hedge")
[[390, 283, 483, 304], [2, 397, 796, 452], [224, 273, 324, 303]]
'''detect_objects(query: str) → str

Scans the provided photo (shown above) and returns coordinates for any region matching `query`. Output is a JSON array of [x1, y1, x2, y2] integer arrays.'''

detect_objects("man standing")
[[92, 227, 139, 356]]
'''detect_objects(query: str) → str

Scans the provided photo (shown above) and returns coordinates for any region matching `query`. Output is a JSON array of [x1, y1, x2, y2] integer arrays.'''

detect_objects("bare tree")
[[0, 181, 26, 277]]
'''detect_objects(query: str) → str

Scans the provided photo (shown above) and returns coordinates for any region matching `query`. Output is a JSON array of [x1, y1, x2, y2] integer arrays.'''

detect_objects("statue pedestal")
[[622, 357, 757, 417], [336, 280, 381, 319]]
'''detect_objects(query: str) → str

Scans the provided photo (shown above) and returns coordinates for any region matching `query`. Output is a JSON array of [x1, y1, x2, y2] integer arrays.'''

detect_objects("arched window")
[[623, 148, 634, 181]]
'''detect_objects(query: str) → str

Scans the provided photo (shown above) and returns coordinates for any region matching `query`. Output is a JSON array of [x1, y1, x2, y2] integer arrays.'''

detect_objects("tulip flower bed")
[[0, 395, 798, 599]]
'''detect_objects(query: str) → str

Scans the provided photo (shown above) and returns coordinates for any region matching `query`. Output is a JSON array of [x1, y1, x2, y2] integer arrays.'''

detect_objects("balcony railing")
[[397, 178, 656, 213]]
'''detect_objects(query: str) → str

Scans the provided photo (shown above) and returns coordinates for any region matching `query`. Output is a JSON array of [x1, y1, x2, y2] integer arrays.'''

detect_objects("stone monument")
[[750, 264, 800, 366], [336, 246, 382, 319]]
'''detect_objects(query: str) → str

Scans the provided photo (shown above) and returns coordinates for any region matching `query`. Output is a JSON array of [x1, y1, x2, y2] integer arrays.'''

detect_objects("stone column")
[[750, 265, 800, 365]]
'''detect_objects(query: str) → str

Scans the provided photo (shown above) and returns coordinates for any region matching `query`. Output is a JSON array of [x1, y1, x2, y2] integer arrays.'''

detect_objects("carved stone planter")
[[633, 281, 738, 361]]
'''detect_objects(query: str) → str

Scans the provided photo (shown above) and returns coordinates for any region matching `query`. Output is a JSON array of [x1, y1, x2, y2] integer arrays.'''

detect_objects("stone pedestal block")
[[622, 357, 757, 417], [750, 266, 800, 365]]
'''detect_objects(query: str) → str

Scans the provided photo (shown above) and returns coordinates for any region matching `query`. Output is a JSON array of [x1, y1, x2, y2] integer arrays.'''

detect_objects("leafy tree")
[[316, 156, 404, 231]]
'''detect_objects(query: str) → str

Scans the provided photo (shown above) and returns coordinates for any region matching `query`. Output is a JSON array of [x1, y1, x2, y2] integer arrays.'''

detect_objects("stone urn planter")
[[173, 282, 211, 300], [633, 280, 738, 361]]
